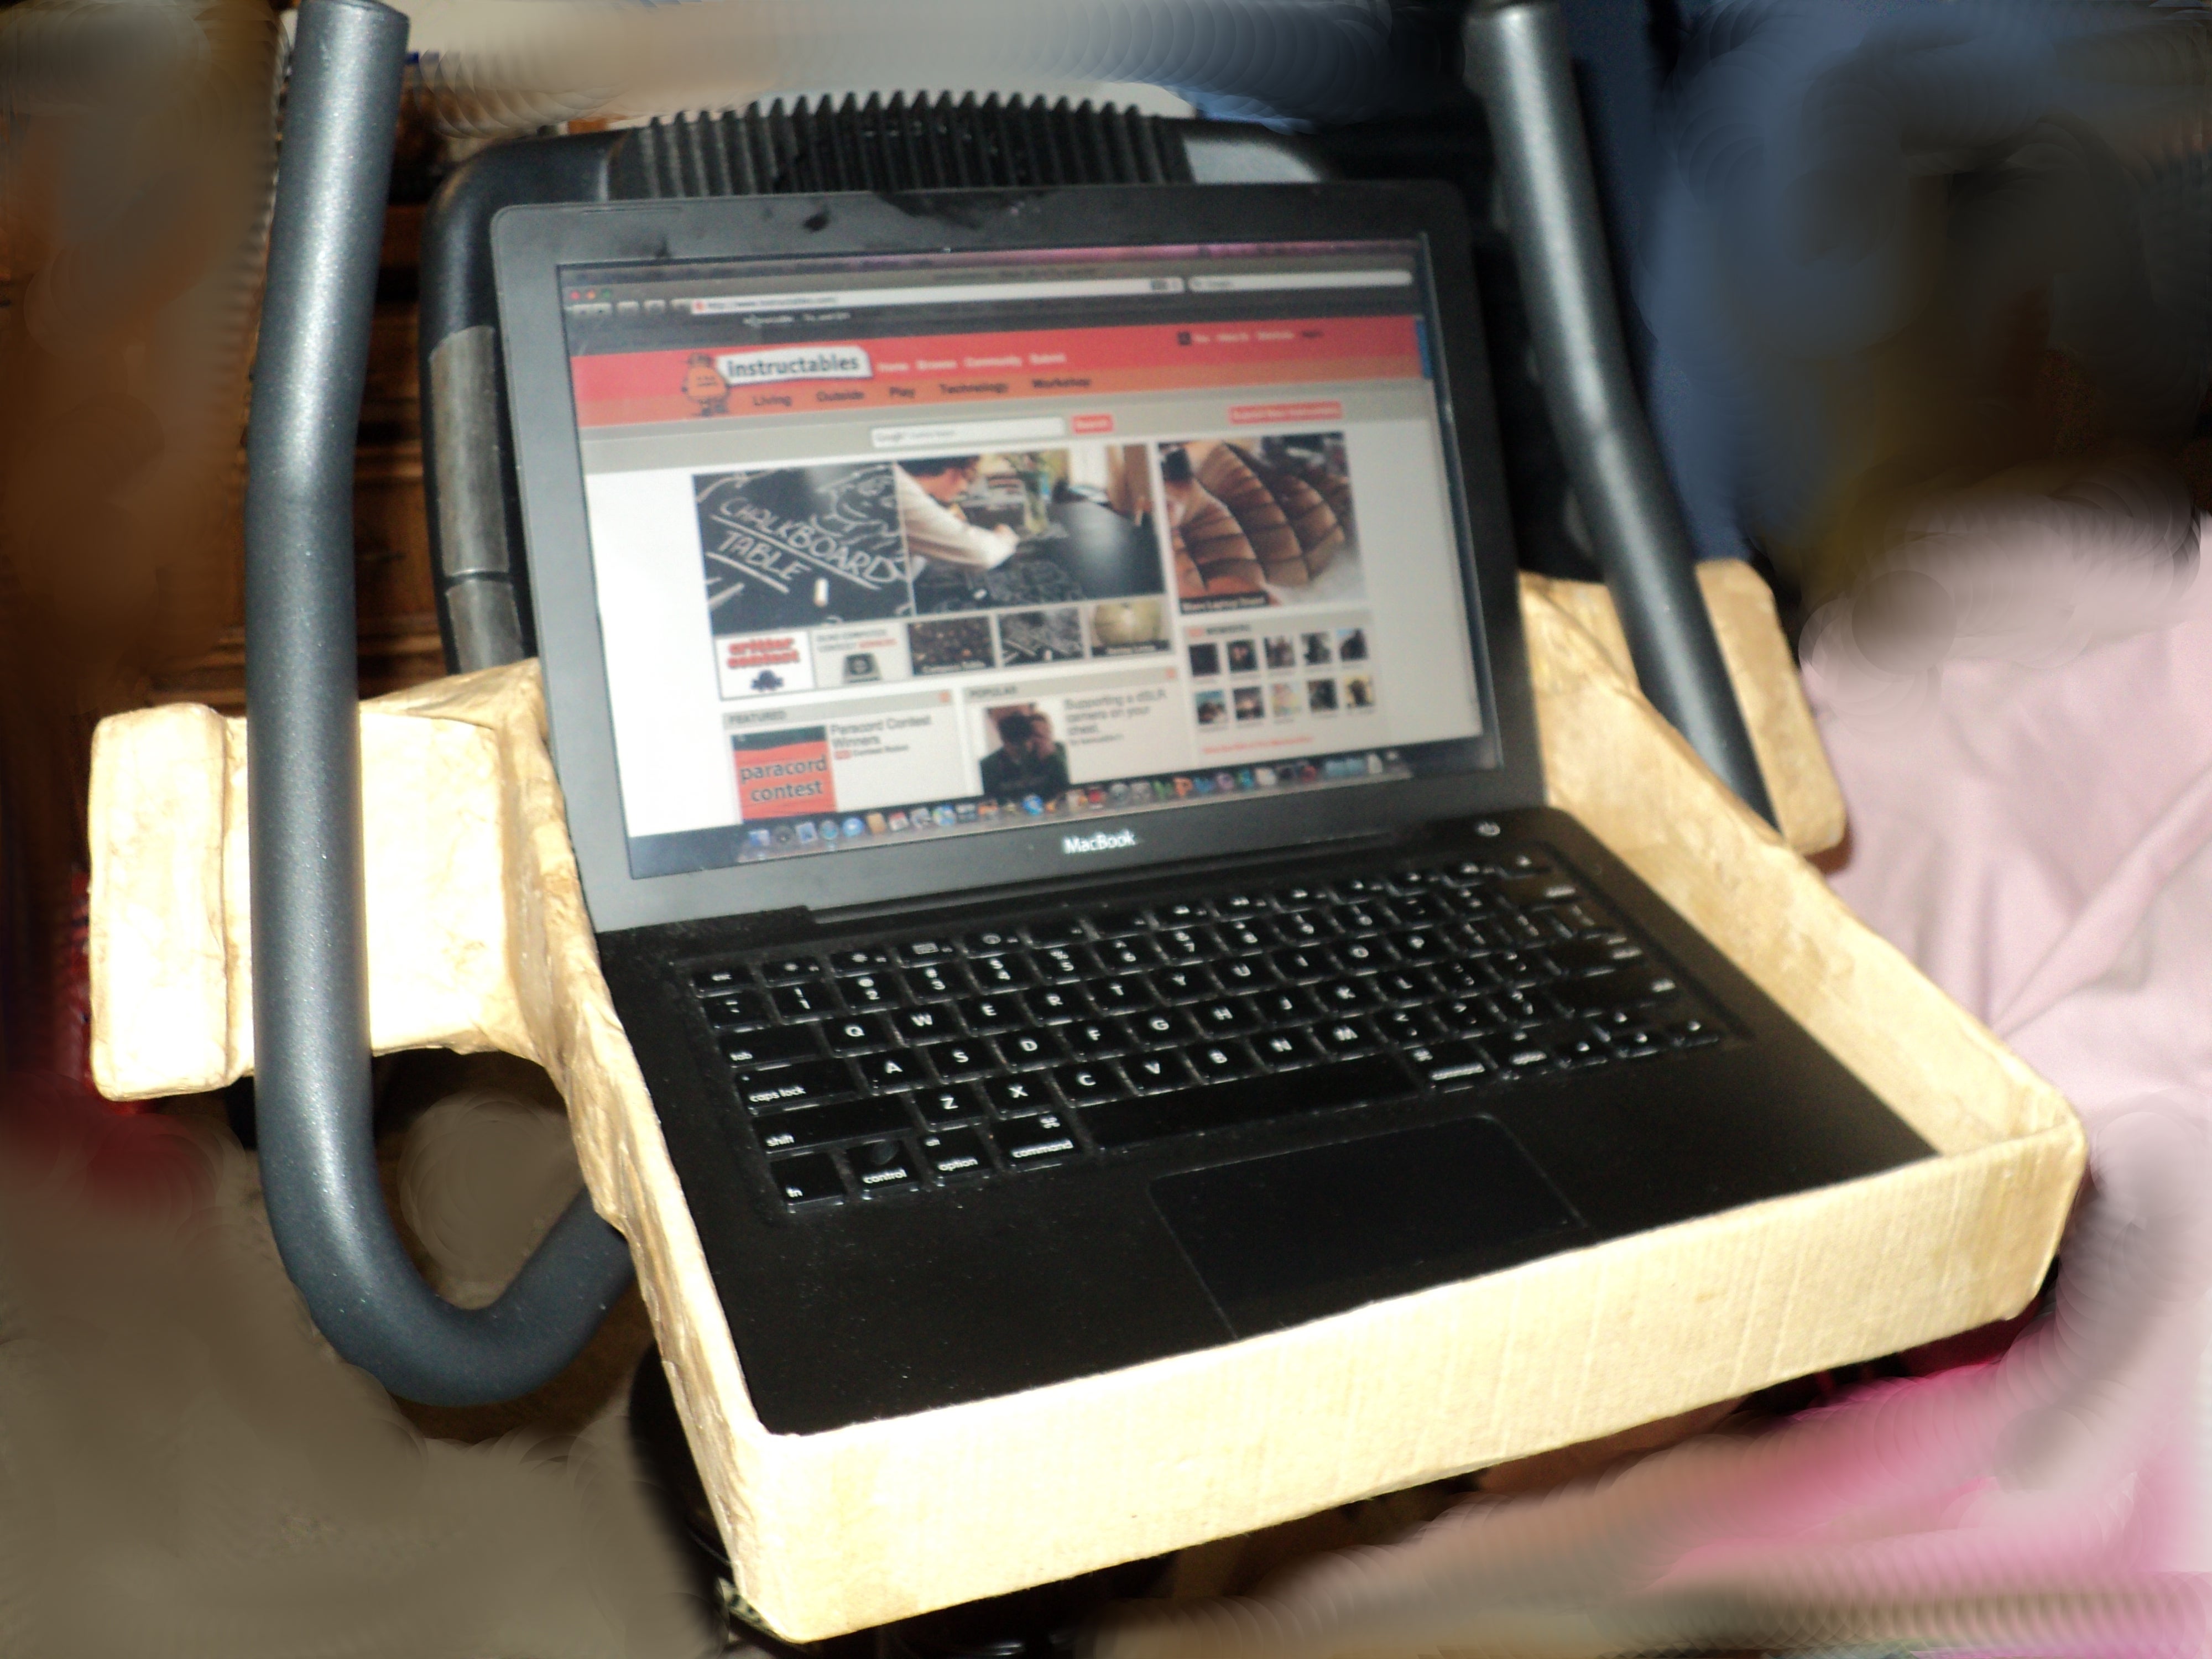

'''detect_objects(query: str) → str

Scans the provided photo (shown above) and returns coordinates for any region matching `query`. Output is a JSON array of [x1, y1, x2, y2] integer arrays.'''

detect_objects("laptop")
[[491, 182, 1929, 1436]]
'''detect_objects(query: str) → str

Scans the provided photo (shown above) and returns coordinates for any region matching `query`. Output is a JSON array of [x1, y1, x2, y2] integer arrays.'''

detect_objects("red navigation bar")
[[570, 315, 1420, 429]]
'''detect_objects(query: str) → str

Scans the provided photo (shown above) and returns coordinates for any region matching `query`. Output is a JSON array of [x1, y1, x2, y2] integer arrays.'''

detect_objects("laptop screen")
[[557, 238, 1493, 880]]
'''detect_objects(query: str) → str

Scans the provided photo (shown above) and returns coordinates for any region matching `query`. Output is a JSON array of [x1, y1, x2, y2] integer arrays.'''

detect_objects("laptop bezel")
[[492, 182, 1543, 935]]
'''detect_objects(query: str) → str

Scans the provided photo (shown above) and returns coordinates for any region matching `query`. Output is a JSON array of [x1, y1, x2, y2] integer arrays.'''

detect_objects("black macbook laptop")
[[492, 182, 1929, 1435]]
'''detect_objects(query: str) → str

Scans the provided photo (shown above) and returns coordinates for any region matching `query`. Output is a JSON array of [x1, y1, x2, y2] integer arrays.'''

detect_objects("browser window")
[[558, 239, 1490, 880]]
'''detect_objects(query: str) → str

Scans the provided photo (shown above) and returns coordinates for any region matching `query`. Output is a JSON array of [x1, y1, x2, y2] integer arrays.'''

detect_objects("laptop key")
[[1157, 928, 1209, 961], [919, 1128, 992, 1177], [1212, 956, 1267, 992], [1090, 976, 1152, 1014], [735, 1058, 855, 1112], [826, 1014, 895, 1054], [915, 1083, 988, 1126], [771, 981, 841, 1022], [1430, 957, 1501, 995], [898, 938, 958, 964], [850, 1138, 921, 1192], [1387, 894, 1445, 925], [922, 1038, 998, 1079], [999, 1029, 1067, 1068], [1098, 936, 1161, 972], [1328, 937, 1393, 974], [1553, 967, 1681, 1013], [958, 994, 1024, 1034], [839, 972, 900, 1010], [722, 1027, 822, 1067], [1034, 945, 1095, 982], [1375, 1005, 1442, 1046], [894, 1005, 959, 1042], [1063, 1019, 1129, 1058], [760, 957, 824, 985], [692, 966, 747, 995], [984, 1073, 1053, 1116], [1131, 1006, 1197, 1046], [963, 928, 1020, 956], [827, 946, 895, 974], [768, 1152, 845, 1206], [1187, 1040, 1258, 1081], [857, 1051, 927, 1091], [1664, 1017, 1722, 1048], [1371, 969, 1430, 1004], [1389, 929, 1446, 962], [1193, 998, 1260, 1036], [1253, 986, 1319, 1024], [1496, 874, 1582, 910], [1314, 977, 1379, 1014], [1413, 1038, 1498, 1085], [700, 988, 774, 1030], [903, 963, 961, 1000], [1253, 1026, 1325, 1067], [1024, 916, 1089, 947], [756, 1097, 913, 1152], [997, 1115, 1081, 1165], [1022, 987, 1084, 1023], [1149, 964, 1214, 1002], [1314, 1018, 1376, 1055], [1079, 1053, 1414, 1149], [968, 954, 1035, 992], [1124, 1050, 1195, 1092], [1053, 1062, 1128, 1105], [1091, 907, 1152, 937]]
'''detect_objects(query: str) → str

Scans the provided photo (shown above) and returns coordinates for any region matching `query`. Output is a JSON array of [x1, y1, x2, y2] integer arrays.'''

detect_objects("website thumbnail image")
[[1184, 607, 1379, 743], [696, 429, 1366, 700], [718, 672, 1408, 859], [698, 444, 1164, 697]]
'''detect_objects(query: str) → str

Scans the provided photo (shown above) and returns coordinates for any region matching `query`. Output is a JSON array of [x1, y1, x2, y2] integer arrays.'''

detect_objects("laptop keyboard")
[[685, 846, 1726, 1212]]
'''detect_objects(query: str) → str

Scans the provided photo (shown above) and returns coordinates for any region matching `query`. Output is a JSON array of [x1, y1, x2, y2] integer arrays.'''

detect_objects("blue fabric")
[[1637, 0, 2212, 561]]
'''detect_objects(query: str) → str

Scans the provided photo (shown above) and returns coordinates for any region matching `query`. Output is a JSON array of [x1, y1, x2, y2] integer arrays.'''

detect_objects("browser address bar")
[[688, 276, 1188, 316]]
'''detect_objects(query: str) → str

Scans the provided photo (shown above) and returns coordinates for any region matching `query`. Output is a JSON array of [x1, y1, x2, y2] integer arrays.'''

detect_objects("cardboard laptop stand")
[[87, 564, 2083, 1640]]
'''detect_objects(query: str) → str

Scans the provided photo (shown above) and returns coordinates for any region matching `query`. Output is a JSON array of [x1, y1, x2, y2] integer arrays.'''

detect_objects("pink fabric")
[[1806, 536, 2212, 1588], [1112, 549, 2212, 1658], [1808, 557, 2212, 1128]]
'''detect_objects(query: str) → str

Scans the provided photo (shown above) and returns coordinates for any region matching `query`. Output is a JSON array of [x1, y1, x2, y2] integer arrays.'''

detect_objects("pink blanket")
[[1105, 546, 2212, 1659]]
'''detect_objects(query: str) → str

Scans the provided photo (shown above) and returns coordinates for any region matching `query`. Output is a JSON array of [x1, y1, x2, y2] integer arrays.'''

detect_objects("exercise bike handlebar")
[[244, 0, 634, 1406], [1465, 0, 1776, 826]]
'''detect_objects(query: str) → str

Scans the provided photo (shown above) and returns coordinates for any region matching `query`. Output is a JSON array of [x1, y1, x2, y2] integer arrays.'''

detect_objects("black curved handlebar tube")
[[244, 0, 634, 1406], [1464, 0, 1777, 826]]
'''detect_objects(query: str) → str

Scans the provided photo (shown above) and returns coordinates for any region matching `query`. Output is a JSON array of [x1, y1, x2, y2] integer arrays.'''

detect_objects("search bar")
[[872, 416, 1070, 451], [1186, 270, 1415, 294], [690, 276, 1187, 316]]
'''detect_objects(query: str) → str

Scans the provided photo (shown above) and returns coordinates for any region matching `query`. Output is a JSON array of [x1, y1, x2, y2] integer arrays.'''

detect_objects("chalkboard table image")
[[696, 463, 914, 635]]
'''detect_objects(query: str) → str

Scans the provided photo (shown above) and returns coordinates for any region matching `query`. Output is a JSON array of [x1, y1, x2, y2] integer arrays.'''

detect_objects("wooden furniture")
[[88, 564, 2082, 1640]]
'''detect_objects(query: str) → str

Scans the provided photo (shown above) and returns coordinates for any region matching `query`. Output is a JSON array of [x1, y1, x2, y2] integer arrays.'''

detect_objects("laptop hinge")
[[802, 823, 1421, 933]]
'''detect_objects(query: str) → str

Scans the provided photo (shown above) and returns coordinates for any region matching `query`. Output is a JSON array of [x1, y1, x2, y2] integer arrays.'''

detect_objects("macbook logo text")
[[1062, 828, 1139, 855]]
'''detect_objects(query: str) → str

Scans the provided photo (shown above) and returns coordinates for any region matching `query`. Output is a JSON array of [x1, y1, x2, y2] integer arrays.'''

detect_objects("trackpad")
[[1151, 1115, 1584, 1336]]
